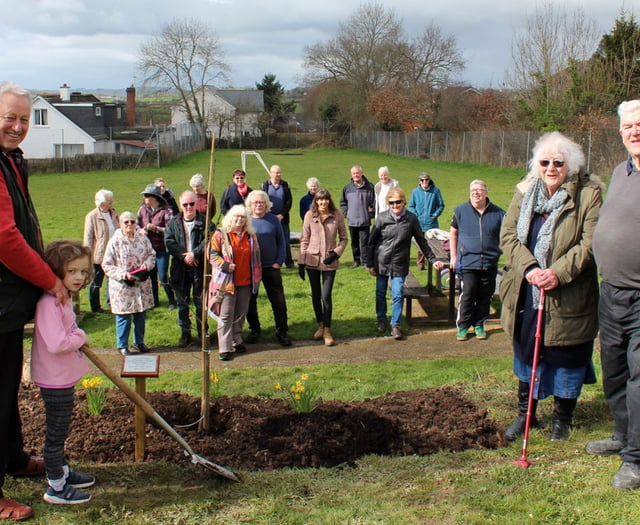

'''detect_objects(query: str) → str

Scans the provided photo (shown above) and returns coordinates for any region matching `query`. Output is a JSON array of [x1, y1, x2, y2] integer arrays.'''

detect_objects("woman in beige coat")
[[83, 189, 118, 312], [298, 189, 348, 346]]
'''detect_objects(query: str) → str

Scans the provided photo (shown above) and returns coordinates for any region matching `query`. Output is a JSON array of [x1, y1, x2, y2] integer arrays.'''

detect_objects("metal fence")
[[350, 129, 628, 178]]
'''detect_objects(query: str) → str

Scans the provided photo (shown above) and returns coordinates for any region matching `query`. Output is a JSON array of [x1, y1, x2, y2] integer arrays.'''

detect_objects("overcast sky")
[[1, 0, 631, 94]]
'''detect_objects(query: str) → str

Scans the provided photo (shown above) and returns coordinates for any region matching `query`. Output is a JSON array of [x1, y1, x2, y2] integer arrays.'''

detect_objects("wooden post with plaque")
[[121, 354, 160, 461]]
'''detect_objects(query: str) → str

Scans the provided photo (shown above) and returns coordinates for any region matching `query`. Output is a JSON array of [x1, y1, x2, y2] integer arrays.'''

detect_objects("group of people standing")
[[84, 175, 216, 355]]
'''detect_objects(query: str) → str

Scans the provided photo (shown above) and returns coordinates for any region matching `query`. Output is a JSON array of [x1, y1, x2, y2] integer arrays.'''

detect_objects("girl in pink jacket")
[[31, 240, 95, 505]]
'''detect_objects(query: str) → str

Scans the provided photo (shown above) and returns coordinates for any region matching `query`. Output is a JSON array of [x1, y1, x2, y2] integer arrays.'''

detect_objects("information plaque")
[[120, 354, 160, 378]]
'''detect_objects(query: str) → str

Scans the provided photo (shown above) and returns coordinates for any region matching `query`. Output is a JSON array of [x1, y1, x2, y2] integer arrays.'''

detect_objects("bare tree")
[[506, 2, 600, 128], [304, 2, 404, 94], [138, 18, 230, 124], [402, 23, 466, 89], [303, 1, 466, 128]]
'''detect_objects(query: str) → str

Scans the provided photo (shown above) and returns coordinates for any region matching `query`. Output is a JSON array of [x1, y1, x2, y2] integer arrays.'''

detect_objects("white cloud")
[[2, 0, 628, 91]]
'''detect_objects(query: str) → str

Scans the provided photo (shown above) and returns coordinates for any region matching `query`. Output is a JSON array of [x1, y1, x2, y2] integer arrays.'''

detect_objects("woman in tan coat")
[[83, 189, 118, 313], [298, 189, 348, 346]]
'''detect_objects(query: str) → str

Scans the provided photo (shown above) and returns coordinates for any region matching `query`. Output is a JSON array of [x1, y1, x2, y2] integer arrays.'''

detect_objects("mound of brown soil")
[[19, 384, 503, 472]]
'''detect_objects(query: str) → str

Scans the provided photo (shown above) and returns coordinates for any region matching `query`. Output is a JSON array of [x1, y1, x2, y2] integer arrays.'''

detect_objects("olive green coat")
[[499, 172, 603, 347]]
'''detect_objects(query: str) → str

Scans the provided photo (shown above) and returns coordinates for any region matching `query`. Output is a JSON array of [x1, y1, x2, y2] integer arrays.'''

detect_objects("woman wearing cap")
[[408, 173, 445, 270], [137, 184, 176, 309]]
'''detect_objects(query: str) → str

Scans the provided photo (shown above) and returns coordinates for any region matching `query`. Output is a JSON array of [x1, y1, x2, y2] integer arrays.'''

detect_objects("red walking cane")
[[514, 287, 546, 468]]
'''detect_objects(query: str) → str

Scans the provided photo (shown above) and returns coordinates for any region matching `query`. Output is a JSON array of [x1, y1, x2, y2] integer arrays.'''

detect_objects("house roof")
[[40, 92, 102, 104], [116, 140, 156, 149], [207, 88, 264, 112]]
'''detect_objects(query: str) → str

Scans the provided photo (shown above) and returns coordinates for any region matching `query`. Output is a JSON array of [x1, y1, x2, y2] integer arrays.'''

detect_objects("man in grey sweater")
[[588, 99, 640, 490], [340, 165, 374, 268]]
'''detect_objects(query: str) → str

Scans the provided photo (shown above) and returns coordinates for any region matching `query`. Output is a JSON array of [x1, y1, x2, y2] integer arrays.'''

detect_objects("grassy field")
[[16, 148, 631, 524], [30, 147, 525, 348]]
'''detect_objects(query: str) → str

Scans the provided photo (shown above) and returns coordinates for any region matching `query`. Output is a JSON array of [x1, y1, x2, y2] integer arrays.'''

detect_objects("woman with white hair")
[[207, 204, 261, 361], [299, 177, 320, 220], [189, 172, 216, 219], [374, 166, 399, 217], [500, 131, 603, 442], [83, 189, 118, 313]]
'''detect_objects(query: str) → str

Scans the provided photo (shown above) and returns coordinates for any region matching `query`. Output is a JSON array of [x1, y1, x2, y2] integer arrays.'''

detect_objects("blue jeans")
[[376, 274, 405, 326], [282, 223, 293, 266], [115, 312, 146, 349], [150, 251, 175, 306]]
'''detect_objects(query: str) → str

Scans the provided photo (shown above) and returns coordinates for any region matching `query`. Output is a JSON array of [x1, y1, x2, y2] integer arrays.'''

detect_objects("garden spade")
[[80, 345, 242, 482]]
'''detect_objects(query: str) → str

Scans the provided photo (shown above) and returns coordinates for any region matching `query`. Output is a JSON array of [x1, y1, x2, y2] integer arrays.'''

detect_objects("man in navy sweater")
[[449, 180, 505, 341], [244, 190, 292, 346]]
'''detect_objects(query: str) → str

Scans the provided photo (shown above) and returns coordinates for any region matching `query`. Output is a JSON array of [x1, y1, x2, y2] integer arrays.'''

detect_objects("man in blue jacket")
[[449, 179, 505, 341], [340, 165, 375, 268], [245, 190, 292, 346], [408, 172, 445, 270]]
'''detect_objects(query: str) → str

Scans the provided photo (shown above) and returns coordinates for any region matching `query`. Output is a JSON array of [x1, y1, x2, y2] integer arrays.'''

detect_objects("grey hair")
[[246, 190, 273, 212], [469, 179, 487, 191], [377, 166, 390, 177], [94, 189, 114, 207], [189, 173, 205, 188], [306, 177, 320, 190], [179, 190, 197, 205], [618, 100, 640, 128], [221, 204, 255, 235], [119, 211, 136, 223], [0, 81, 32, 109], [528, 131, 585, 178]]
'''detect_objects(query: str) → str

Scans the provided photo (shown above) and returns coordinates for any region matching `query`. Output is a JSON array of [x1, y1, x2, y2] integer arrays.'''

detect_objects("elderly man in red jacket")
[[0, 81, 67, 521]]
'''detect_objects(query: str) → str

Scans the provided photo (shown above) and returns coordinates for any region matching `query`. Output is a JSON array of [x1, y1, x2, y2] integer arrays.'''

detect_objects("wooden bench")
[[404, 235, 457, 324], [403, 272, 432, 325]]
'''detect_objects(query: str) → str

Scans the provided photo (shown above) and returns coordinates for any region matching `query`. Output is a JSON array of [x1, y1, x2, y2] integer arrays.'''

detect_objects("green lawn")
[[30, 147, 525, 348], [17, 148, 628, 524]]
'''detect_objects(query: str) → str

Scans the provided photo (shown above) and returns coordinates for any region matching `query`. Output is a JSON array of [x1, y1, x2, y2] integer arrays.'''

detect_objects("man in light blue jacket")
[[408, 173, 445, 270]]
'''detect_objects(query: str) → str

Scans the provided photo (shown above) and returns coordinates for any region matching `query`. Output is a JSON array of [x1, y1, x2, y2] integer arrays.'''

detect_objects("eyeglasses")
[[539, 160, 565, 168], [182, 202, 196, 207], [419, 178, 429, 182], [388, 200, 403, 205], [123, 220, 136, 225]]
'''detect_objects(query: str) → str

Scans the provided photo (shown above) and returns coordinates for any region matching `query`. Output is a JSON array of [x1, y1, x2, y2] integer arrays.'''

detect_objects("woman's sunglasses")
[[539, 160, 565, 168]]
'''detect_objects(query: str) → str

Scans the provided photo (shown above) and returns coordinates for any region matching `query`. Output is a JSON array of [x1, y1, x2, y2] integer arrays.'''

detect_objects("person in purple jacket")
[[31, 240, 96, 505]]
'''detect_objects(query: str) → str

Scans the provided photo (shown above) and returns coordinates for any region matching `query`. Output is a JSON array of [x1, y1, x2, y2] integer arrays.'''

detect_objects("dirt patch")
[[19, 384, 503, 472]]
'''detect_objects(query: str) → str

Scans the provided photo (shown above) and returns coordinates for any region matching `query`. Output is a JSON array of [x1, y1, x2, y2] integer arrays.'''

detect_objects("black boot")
[[505, 381, 539, 441], [549, 396, 577, 441]]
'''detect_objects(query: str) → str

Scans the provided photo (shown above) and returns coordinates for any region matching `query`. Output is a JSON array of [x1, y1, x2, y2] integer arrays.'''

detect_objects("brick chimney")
[[59, 83, 71, 102], [126, 86, 136, 127]]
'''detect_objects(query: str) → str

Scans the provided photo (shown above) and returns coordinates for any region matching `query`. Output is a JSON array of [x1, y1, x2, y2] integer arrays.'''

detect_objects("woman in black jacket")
[[367, 188, 445, 339]]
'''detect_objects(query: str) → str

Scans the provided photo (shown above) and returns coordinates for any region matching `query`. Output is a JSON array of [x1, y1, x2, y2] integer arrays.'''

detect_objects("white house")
[[20, 84, 129, 159], [171, 87, 264, 140]]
